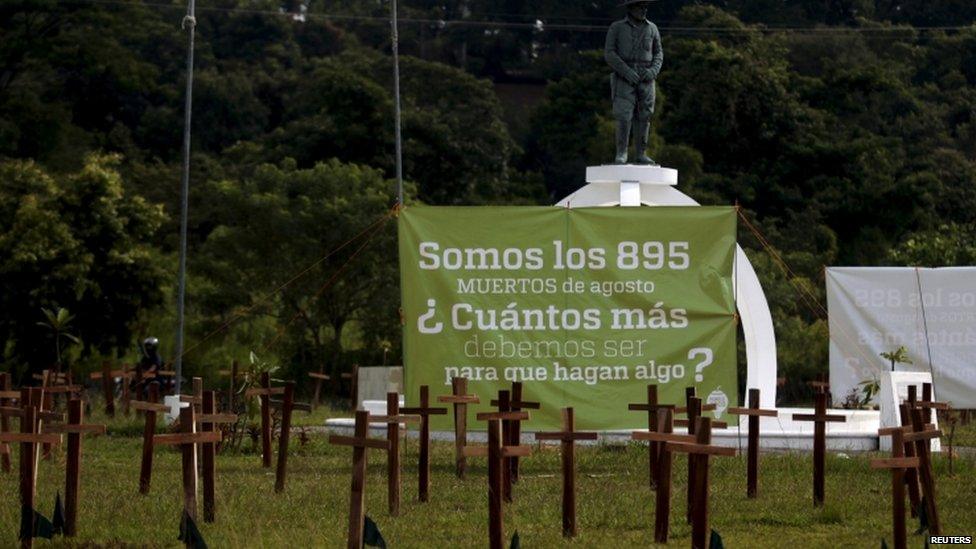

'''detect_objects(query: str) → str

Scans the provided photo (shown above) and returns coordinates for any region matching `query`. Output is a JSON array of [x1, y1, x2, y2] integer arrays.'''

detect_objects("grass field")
[[1, 405, 974, 548]]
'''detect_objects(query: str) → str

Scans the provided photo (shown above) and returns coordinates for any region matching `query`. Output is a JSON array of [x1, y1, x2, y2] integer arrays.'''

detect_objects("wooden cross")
[[179, 377, 204, 414], [666, 417, 736, 549], [371, 392, 421, 516], [41, 399, 105, 536], [308, 366, 331, 410], [245, 372, 285, 467], [727, 388, 778, 498], [792, 391, 846, 506], [218, 361, 240, 412], [273, 382, 295, 494], [4, 406, 60, 549], [627, 384, 675, 489], [198, 391, 237, 521], [130, 383, 169, 494], [400, 385, 447, 502], [874, 427, 920, 549], [0, 372, 14, 473], [463, 412, 532, 549], [486, 390, 518, 501], [907, 406, 942, 535], [680, 393, 708, 523], [340, 365, 359, 410], [646, 408, 685, 543], [534, 407, 597, 537], [89, 361, 128, 417], [896, 402, 923, 518], [916, 383, 950, 439], [329, 410, 390, 549], [492, 381, 539, 483], [437, 376, 480, 478], [635, 395, 706, 530], [153, 406, 222, 529], [808, 372, 832, 402]]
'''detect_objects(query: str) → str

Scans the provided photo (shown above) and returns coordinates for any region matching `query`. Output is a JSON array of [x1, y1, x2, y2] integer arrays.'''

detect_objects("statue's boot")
[[634, 117, 656, 165], [614, 118, 631, 164]]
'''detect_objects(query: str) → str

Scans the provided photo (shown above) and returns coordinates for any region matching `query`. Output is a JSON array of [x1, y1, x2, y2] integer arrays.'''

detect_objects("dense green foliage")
[[1, 0, 974, 401]]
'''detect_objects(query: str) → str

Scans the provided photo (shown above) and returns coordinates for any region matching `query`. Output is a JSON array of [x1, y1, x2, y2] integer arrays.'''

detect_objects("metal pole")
[[174, 0, 197, 395], [391, 0, 404, 205]]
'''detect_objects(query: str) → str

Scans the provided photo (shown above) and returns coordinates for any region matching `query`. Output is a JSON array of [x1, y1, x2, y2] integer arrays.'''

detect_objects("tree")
[[0, 155, 166, 376], [191, 159, 407, 380]]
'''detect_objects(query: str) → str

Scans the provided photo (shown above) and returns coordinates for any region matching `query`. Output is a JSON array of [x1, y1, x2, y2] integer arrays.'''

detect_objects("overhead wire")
[[54, 0, 976, 36], [178, 205, 398, 359], [258, 209, 395, 355]]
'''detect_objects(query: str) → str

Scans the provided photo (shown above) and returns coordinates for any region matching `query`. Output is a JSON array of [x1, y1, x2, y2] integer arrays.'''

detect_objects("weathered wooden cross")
[[153, 405, 222, 532], [896, 401, 923, 518], [130, 383, 169, 494], [400, 385, 447, 502], [727, 388, 778, 498], [907, 405, 942, 535], [218, 361, 240, 412], [627, 384, 674, 489], [179, 377, 204, 415], [0, 393, 64, 465], [0, 372, 15, 473], [463, 412, 532, 549], [329, 410, 390, 549], [486, 390, 518, 501], [675, 393, 726, 523], [666, 417, 736, 549], [808, 372, 832, 403], [534, 407, 598, 537], [873, 427, 921, 549], [89, 361, 131, 417], [308, 365, 331, 410], [371, 392, 420, 516], [1, 392, 61, 549], [494, 381, 539, 483], [198, 391, 237, 521], [340, 365, 359, 410], [272, 382, 295, 493], [41, 398, 105, 536], [437, 376, 480, 478], [245, 372, 285, 467], [792, 391, 846, 506]]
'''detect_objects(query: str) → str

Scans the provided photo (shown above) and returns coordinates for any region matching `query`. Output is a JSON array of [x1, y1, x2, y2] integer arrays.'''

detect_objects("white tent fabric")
[[827, 267, 976, 408]]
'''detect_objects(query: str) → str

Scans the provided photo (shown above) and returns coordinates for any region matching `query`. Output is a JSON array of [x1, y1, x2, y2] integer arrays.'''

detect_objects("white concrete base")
[[879, 371, 940, 452], [325, 406, 888, 452], [586, 164, 678, 185]]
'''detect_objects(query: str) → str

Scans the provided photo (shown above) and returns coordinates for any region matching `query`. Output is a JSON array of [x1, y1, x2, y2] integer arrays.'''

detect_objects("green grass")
[[1, 407, 974, 548]]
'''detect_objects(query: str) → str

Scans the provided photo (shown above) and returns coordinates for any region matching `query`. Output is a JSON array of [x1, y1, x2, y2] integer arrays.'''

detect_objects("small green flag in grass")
[[19, 505, 54, 541], [710, 529, 724, 549], [881, 538, 889, 549], [178, 509, 208, 548], [915, 497, 929, 535], [52, 492, 65, 535], [363, 515, 386, 548], [510, 530, 520, 549]]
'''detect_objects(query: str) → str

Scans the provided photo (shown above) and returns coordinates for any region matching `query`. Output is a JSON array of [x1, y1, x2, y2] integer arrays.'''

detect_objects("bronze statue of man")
[[605, 0, 663, 164]]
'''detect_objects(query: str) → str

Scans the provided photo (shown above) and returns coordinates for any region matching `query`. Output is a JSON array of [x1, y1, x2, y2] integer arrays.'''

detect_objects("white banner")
[[827, 267, 976, 408]]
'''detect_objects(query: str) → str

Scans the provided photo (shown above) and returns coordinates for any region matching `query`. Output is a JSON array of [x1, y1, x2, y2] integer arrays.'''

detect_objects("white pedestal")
[[879, 371, 940, 452], [585, 164, 678, 185], [163, 395, 190, 423]]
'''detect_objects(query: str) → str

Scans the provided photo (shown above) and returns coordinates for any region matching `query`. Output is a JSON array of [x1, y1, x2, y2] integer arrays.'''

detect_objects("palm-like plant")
[[36, 307, 81, 369], [880, 346, 913, 372]]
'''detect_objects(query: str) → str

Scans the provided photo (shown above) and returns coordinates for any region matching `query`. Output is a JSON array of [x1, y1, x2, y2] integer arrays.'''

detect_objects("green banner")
[[399, 206, 737, 431]]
